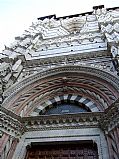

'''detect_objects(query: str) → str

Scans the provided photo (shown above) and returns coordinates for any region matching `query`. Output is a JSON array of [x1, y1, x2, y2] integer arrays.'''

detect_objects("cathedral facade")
[[0, 5, 119, 159]]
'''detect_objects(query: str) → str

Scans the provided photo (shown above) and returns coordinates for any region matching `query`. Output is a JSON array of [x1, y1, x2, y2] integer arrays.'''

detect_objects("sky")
[[0, 0, 119, 52]]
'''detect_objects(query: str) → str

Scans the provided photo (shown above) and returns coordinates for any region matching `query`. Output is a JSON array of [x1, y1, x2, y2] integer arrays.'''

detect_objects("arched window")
[[42, 101, 91, 115]]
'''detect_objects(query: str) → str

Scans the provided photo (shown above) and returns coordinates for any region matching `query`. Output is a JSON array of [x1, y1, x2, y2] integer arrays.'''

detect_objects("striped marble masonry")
[[31, 94, 99, 116]]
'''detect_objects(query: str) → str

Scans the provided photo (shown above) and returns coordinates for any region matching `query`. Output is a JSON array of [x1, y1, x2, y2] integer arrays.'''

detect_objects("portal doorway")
[[25, 141, 98, 159]]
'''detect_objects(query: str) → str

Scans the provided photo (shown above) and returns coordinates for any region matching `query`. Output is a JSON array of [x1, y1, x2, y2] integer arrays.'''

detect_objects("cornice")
[[24, 50, 110, 66], [0, 106, 24, 138], [0, 98, 119, 137], [22, 112, 102, 131]]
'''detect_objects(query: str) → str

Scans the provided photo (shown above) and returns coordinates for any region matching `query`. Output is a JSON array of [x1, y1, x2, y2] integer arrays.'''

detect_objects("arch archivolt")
[[4, 83, 110, 116], [2, 65, 119, 117], [30, 94, 99, 116]]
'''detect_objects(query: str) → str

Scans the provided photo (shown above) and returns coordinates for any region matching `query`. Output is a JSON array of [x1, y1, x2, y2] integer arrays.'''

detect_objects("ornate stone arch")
[[31, 94, 99, 116], [2, 65, 119, 117]]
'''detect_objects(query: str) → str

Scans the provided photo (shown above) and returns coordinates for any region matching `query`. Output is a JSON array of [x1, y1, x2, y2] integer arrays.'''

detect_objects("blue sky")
[[0, 0, 119, 52]]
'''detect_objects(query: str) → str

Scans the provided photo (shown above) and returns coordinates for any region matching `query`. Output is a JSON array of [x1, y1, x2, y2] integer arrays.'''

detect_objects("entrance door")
[[25, 141, 98, 159]]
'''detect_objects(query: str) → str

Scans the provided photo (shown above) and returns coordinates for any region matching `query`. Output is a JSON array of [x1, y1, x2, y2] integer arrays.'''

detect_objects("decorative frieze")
[[22, 112, 102, 131]]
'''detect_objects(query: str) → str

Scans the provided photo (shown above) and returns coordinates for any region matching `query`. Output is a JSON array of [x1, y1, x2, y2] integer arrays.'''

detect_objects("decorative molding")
[[31, 94, 99, 116], [3, 65, 119, 103], [0, 107, 24, 137], [0, 98, 119, 137]]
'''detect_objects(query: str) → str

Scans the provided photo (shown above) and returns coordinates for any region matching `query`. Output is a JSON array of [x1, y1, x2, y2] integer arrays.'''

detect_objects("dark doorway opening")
[[25, 140, 98, 159]]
